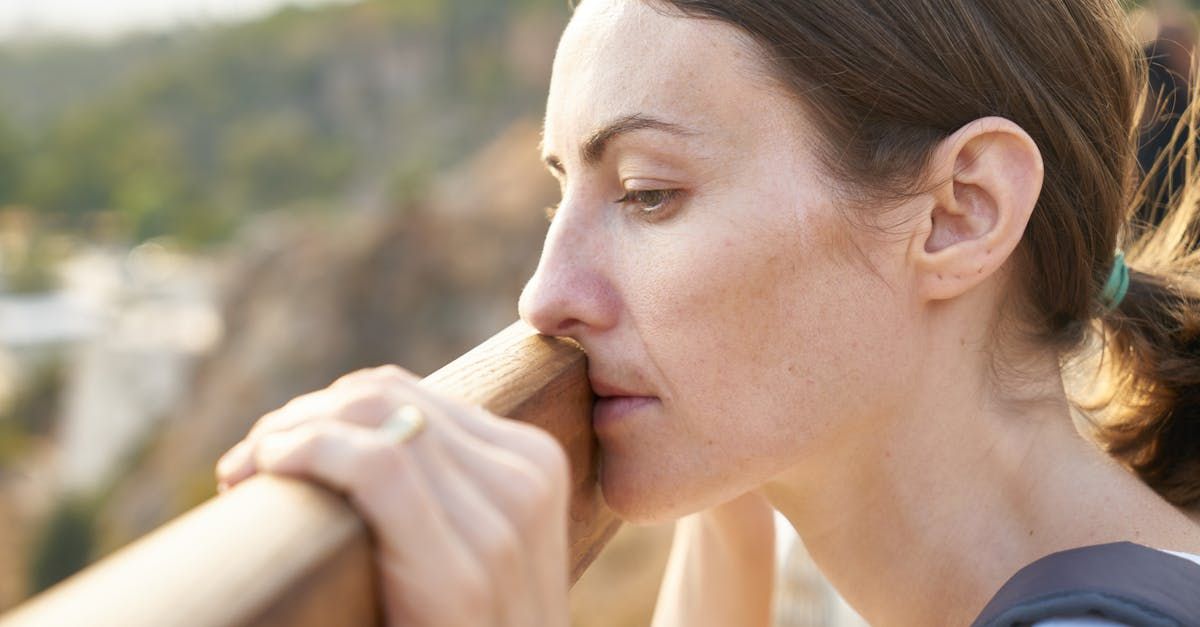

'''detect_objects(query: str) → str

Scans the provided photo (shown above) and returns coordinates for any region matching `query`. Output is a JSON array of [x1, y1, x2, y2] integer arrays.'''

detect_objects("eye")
[[614, 188, 681, 218]]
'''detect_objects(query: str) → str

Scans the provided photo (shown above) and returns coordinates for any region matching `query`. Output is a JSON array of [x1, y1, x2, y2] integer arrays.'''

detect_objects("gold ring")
[[379, 404, 427, 445]]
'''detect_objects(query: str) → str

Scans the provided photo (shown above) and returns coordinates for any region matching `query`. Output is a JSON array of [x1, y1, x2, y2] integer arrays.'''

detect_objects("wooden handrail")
[[0, 320, 622, 626]]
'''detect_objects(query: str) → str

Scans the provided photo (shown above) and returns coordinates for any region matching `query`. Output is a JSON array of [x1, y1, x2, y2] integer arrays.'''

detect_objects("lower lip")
[[593, 396, 657, 431]]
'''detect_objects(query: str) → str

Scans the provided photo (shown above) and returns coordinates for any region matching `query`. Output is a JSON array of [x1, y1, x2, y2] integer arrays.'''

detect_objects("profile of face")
[[518, 0, 1033, 524]]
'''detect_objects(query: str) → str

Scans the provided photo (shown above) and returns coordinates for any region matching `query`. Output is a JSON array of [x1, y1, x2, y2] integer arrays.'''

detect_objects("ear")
[[910, 116, 1044, 302]]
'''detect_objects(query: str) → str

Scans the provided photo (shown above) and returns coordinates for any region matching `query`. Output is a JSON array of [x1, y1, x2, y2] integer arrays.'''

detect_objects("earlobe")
[[911, 117, 1043, 303]]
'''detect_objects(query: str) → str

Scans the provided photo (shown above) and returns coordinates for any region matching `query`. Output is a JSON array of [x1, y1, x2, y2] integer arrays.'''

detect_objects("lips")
[[588, 372, 658, 431], [588, 377, 650, 399]]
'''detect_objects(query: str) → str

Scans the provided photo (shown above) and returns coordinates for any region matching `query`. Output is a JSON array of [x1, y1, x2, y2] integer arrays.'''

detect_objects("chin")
[[597, 450, 694, 525]]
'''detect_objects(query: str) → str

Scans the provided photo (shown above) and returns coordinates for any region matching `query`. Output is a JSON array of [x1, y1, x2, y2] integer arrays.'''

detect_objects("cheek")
[[602, 205, 904, 521], [636, 208, 846, 413], [600, 211, 854, 511]]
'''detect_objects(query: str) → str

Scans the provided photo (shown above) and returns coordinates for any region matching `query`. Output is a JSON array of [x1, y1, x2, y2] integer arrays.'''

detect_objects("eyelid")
[[615, 188, 682, 220], [544, 188, 682, 224]]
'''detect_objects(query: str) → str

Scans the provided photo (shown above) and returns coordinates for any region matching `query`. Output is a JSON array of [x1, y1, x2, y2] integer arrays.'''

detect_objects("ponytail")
[[1079, 66, 1200, 509]]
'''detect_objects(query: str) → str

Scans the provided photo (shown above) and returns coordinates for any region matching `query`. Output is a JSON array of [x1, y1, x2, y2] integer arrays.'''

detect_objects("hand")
[[213, 365, 572, 627]]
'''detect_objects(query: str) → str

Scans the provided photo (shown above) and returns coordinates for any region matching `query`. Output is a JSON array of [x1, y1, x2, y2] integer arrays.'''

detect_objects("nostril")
[[546, 317, 584, 337], [521, 302, 577, 337]]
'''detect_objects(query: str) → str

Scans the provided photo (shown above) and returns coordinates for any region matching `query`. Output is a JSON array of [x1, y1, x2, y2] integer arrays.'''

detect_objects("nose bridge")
[[519, 200, 613, 336]]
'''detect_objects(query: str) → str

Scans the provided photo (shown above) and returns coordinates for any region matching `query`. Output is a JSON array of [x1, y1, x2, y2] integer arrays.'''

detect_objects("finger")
[[217, 381, 411, 488], [401, 385, 571, 486], [252, 419, 510, 625], [397, 388, 571, 611], [246, 392, 338, 438], [432, 415, 554, 533], [430, 415, 567, 626], [330, 364, 420, 390], [215, 439, 255, 491], [418, 433, 535, 626], [216, 391, 341, 488]]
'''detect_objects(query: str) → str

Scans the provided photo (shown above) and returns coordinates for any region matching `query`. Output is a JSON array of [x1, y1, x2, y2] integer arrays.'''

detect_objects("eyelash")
[[617, 189, 680, 217], [544, 189, 681, 223]]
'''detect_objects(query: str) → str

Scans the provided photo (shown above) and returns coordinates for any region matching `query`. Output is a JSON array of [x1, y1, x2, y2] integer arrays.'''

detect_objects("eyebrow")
[[540, 113, 700, 173]]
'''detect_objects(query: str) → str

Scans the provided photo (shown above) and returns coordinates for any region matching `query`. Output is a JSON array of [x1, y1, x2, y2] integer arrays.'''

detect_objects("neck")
[[759, 314, 1199, 625]]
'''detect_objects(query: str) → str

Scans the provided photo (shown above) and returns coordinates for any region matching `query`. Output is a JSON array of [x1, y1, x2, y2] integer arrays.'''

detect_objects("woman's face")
[[519, 0, 915, 523]]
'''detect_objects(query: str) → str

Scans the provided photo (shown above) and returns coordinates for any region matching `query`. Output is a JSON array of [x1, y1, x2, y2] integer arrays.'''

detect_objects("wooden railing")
[[0, 320, 621, 626]]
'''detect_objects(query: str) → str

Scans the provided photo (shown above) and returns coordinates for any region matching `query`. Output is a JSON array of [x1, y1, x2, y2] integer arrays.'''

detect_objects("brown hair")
[[572, 0, 1200, 507]]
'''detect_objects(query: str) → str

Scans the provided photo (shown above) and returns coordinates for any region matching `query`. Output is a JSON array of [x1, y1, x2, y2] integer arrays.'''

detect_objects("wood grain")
[[0, 320, 620, 626]]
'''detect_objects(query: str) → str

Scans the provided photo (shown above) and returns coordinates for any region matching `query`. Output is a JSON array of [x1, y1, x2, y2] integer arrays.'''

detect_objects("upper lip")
[[589, 376, 652, 398]]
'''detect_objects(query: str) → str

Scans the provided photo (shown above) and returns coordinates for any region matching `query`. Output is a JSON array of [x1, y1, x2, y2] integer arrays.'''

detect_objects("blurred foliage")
[[0, 359, 64, 439], [26, 494, 97, 594], [0, 0, 568, 249], [0, 115, 23, 203], [0, 226, 69, 293], [0, 420, 29, 468]]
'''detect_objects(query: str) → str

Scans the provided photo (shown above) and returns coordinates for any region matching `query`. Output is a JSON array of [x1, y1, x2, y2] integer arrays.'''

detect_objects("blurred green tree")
[[27, 496, 96, 594], [2, 0, 568, 248], [0, 112, 23, 203]]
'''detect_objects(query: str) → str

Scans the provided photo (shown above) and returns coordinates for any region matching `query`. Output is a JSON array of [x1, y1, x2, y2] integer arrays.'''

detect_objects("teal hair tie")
[[1100, 249, 1129, 313]]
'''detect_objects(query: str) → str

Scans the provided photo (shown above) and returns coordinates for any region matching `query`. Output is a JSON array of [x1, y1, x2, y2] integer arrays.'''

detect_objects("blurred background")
[[0, 0, 1194, 625]]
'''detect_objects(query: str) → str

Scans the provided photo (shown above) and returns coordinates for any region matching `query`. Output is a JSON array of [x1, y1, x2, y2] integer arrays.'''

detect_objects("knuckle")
[[254, 428, 314, 468], [337, 388, 393, 424], [347, 441, 396, 489], [281, 390, 320, 412], [516, 486, 554, 533], [288, 434, 322, 463], [331, 367, 380, 388], [498, 463, 557, 534], [373, 364, 413, 379], [334, 364, 415, 388], [247, 408, 288, 438], [455, 560, 495, 619], [477, 518, 521, 572], [525, 429, 570, 484]]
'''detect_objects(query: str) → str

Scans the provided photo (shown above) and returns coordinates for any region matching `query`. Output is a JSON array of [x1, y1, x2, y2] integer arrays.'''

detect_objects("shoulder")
[[973, 542, 1200, 627]]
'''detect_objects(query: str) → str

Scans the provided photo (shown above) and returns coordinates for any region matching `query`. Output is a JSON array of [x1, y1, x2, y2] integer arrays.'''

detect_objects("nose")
[[518, 205, 617, 338]]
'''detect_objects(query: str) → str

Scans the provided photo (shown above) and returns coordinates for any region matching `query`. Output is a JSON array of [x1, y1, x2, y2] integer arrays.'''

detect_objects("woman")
[[214, 0, 1200, 624]]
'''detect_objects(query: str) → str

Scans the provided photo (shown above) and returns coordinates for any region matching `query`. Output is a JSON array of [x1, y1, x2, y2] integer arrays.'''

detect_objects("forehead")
[[542, 0, 786, 158]]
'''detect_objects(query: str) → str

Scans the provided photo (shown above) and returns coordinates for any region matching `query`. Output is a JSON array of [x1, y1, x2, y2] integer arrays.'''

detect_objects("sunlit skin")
[[213, 0, 1200, 624], [518, 0, 1200, 624], [524, 0, 891, 522]]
